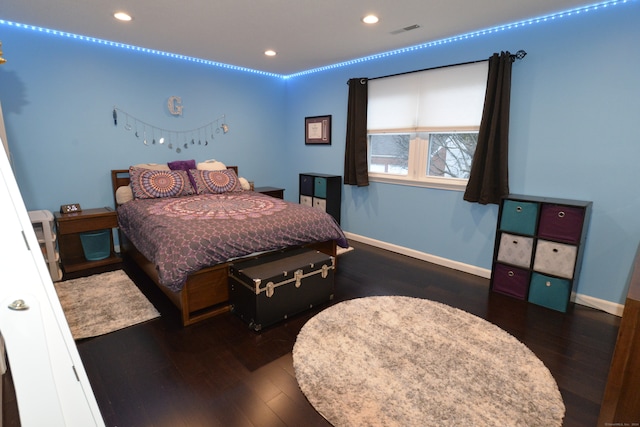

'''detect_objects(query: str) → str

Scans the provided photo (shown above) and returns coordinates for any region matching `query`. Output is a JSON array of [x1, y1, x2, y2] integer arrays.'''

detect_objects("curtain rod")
[[352, 50, 527, 83]]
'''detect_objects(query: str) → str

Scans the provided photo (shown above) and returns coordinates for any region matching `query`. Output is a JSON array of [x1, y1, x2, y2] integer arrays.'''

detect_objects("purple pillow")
[[168, 159, 197, 189], [189, 169, 243, 194], [129, 167, 195, 199]]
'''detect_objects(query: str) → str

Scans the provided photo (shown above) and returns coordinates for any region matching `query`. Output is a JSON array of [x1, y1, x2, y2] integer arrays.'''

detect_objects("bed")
[[111, 163, 348, 326]]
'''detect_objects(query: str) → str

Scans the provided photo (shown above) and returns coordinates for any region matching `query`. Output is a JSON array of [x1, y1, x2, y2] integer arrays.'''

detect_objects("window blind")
[[367, 61, 489, 131]]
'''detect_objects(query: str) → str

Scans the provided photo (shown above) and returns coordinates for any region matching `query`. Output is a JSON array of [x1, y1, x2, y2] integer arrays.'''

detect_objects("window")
[[367, 62, 488, 189], [368, 133, 410, 175]]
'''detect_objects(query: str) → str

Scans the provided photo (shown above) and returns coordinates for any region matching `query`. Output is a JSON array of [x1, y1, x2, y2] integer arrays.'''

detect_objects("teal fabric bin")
[[499, 199, 540, 236], [80, 229, 111, 261], [528, 272, 571, 312], [314, 177, 327, 198]]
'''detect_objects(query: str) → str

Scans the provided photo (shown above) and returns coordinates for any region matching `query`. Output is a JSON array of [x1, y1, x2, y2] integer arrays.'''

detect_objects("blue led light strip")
[[0, 19, 282, 78], [0, 0, 634, 80], [285, 0, 634, 79]]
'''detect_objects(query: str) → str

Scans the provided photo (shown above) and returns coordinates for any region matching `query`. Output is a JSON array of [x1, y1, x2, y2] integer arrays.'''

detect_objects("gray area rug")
[[293, 296, 565, 426], [54, 270, 160, 340]]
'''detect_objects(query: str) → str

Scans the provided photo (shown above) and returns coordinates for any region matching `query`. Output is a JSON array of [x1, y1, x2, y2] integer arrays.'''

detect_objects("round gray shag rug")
[[292, 296, 565, 427]]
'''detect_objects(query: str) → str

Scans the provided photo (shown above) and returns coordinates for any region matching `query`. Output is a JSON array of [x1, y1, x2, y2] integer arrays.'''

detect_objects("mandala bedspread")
[[117, 192, 348, 292]]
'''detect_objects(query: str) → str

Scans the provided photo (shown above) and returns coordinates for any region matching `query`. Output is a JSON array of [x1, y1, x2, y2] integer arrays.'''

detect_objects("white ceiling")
[[1, 0, 601, 75]]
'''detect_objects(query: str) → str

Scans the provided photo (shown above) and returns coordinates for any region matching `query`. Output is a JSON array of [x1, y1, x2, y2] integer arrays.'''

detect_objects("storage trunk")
[[228, 248, 335, 331]]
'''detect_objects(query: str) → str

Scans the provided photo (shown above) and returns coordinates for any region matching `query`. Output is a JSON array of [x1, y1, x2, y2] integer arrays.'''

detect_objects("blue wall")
[[0, 27, 288, 210], [1, 1, 639, 307], [284, 2, 640, 307]]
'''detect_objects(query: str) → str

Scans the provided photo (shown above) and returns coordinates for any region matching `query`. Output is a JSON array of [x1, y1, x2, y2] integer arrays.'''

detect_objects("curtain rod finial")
[[514, 50, 527, 60]]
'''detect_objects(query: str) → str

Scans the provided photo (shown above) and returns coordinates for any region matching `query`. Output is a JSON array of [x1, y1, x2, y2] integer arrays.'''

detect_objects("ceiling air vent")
[[390, 24, 421, 35]]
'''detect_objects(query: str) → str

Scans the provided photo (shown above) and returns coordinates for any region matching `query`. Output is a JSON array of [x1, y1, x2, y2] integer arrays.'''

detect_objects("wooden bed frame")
[[111, 168, 337, 326]]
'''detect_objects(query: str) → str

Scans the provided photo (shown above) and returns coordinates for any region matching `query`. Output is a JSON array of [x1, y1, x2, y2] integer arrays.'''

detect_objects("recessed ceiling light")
[[113, 12, 133, 21], [362, 15, 379, 24], [264, 50, 277, 57]]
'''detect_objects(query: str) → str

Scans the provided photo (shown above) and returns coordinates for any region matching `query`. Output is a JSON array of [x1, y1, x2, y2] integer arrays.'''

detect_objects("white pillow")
[[133, 163, 170, 171], [115, 185, 134, 205], [239, 177, 250, 190], [197, 159, 227, 171]]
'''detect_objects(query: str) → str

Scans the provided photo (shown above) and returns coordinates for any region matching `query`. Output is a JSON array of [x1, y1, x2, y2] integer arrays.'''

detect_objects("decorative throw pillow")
[[168, 159, 196, 171], [168, 159, 197, 189], [129, 167, 195, 199], [189, 168, 243, 194]]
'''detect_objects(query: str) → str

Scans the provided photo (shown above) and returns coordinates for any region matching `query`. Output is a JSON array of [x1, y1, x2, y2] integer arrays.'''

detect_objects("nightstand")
[[54, 207, 122, 276], [255, 186, 284, 199]]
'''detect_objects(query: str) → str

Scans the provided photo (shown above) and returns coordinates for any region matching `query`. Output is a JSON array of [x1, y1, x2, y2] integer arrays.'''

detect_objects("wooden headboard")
[[111, 166, 238, 208]]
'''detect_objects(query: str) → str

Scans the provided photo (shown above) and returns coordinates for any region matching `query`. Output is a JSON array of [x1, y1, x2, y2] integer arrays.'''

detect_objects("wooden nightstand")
[[54, 207, 121, 275], [255, 186, 284, 199]]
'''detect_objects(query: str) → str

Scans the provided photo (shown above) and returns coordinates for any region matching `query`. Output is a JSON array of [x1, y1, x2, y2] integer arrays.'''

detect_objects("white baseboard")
[[344, 232, 623, 317], [344, 232, 492, 279], [574, 293, 624, 317]]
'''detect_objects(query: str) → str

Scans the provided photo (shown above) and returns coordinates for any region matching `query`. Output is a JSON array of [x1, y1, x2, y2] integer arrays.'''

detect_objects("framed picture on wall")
[[305, 115, 332, 145]]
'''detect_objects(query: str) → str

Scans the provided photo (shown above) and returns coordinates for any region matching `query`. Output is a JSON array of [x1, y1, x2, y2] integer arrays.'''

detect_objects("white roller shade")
[[368, 61, 488, 130], [367, 73, 420, 130]]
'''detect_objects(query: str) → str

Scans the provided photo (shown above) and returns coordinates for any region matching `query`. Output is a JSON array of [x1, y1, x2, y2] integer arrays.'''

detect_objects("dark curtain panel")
[[344, 78, 369, 186], [463, 51, 513, 205]]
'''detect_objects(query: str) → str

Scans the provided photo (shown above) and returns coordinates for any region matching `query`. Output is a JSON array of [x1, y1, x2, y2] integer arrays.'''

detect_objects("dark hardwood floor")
[[3, 241, 621, 426]]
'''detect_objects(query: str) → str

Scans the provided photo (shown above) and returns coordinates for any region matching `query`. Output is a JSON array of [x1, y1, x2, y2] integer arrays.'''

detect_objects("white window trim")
[[368, 172, 469, 191], [367, 127, 477, 192]]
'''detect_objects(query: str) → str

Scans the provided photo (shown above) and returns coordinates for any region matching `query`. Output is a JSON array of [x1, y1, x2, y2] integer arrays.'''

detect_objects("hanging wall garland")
[[112, 107, 229, 153]]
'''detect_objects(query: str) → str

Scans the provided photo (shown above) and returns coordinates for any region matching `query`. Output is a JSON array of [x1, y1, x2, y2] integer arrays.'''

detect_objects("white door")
[[0, 136, 104, 426]]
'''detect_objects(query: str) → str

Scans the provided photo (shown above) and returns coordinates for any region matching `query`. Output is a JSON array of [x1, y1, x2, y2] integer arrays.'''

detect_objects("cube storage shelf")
[[299, 173, 342, 224], [490, 194, 592, 312], [28, 210, 63, 282]]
